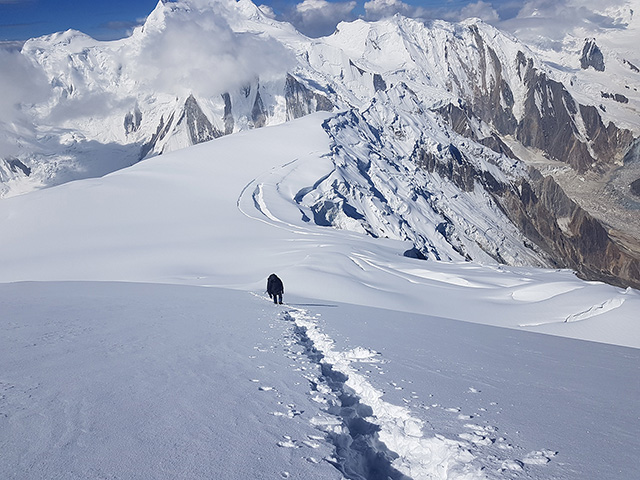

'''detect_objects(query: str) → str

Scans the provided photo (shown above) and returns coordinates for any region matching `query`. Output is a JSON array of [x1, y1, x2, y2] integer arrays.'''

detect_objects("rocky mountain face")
[[1, 0, 639, 289], [581, 39, 606, 72]]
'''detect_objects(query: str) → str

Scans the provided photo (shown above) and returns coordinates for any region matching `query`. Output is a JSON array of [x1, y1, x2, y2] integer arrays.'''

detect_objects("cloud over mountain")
[[274, 0, 638, 51], [0, 48, 49, 157], [499, 0, 638, 49], [128, 0, 295, 98], [281, 0, 357, 37]]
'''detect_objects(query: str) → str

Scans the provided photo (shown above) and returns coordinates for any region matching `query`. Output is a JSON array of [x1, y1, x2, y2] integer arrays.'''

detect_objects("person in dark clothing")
[[267, 273, 284, 304]]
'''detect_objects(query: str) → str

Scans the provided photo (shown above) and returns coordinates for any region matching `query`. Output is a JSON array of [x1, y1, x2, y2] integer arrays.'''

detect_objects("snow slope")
[[1, 283, 638, 479], [0, 282, 340, 480], [1, 112, 639, 479], [1, 113, 638, 347]]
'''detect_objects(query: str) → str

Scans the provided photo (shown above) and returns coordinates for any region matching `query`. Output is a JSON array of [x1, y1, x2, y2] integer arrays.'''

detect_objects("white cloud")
[[0, 50, 48, 114], [45, 92, 136, 126], [295, 0, 355, 15], [357, 0, 638, 51], [358, 0, 639, 43], [257, 4, 277, 19], [363, 0, 417, 20], [362, 0, 498, 24], [457, 1, 500, 23], [128, 1, 295, 97], [0, 49, 50, 156], [284, 0, 357, 37], [0, 40, 25, 52], [514, 0, 636, 28], [497, 0, 638, 49]]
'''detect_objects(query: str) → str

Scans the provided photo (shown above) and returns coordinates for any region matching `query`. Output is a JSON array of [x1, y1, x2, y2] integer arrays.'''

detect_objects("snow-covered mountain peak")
[[2, 0, 640, 290], [130, 0, 195, 38], [138, 0, 281, 35], [23, 29, 98, 52]]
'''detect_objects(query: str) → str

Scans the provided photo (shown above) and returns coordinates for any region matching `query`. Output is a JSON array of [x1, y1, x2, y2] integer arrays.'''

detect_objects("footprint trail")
[[282, 307, 486, 480]]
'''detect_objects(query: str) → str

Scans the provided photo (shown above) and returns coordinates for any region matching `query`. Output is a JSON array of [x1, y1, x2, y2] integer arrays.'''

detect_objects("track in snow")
[[281, 307, 486, 480], [236, 154, 331, 234]]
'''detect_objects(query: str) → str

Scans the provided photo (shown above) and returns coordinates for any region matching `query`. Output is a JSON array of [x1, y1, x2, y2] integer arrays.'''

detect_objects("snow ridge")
[[283, 307, 484, 480]]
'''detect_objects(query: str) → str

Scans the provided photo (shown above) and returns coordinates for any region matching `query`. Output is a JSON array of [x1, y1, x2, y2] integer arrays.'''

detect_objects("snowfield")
[[1, 114, 639, 479], [1, 113, 638, 346]]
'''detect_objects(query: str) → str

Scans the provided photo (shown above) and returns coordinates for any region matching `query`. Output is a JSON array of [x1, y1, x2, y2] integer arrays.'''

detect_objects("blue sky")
[[0, 0, 158, 41], [0, 0, 629, 45], [0, 0, 518, 42]]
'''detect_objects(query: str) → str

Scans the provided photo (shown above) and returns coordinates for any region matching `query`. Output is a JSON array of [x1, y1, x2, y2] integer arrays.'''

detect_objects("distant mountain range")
[[1, 0, 639, 288]]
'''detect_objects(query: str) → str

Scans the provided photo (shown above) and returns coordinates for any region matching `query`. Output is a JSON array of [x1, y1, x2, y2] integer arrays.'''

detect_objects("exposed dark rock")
[[467, 26, 518, 136], [631, 178, 640, 197], [416, 145, 474, 192], [6, 158, 31, 176], [251, 88, 267, 128], [140, 96, 222, 158], [178, 94, 222, 144], [440, 48, 632, 174], [579, 104, 634, 165], [140, 112, 175, 159], [222, 92, 234, 135], [434, 219, 466, 255], [440, 44, 632, 173], [623, 138, 640, 166], [514, 52, 633, 173], [533, 171, 576, 218], [284, 74, 333, 121], [438, 103, 518, 159], [413, 140, 640, 289], [448, 144, 463, 164], [403, 247, 428, 260], [349, 59, 366, 76], [373, 73, 387, 92], [498, 168, 640, 289], [623, 59, 639, 73], [124, 106, 142, 135], [478, 135, 517, 159], [517, 58, 593, 172], [580, 39, 605, 71], [311, 199, 365, 227], [601, 91, 629, 104], [427, 41, 638, 286], [438, 103, 475, 138]]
